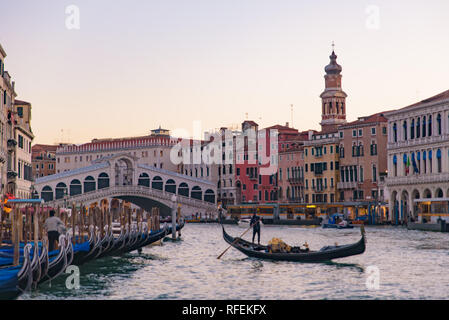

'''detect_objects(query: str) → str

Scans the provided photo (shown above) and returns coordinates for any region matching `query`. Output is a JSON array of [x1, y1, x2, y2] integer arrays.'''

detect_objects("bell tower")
[[320, 46, 347, 133]]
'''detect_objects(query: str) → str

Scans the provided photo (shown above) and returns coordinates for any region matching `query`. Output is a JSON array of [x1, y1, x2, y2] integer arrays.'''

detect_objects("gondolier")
[[250, 211, 261, 245], [44, 210, 66, 252]]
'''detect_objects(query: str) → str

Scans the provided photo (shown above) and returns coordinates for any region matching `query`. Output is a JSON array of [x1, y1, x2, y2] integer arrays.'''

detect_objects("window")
[[17, 107, 23, 118], [372, 165, 377, 182], [437, 114, 442, 135], [403, 121, 407, 140], [393, 123, 397, 142], [358, 129, 363, 137], [352, 130, 357, 137], [371, 127, 376, 135]]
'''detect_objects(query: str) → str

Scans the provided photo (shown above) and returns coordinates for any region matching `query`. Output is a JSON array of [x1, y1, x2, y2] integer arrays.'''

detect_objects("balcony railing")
[[7, 139, 17, 149], [337, 181, 358, 189], [386, 172, 449, 186], [7, 170, 17, 180], [288, 177, 304, 185]]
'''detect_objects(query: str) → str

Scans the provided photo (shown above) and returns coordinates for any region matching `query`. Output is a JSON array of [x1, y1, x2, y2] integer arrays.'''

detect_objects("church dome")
[[325, 51, 342, 75]]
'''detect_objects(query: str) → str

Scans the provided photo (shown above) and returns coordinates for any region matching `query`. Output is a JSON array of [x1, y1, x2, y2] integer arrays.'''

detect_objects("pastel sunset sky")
[[1, 0, 448, 144]]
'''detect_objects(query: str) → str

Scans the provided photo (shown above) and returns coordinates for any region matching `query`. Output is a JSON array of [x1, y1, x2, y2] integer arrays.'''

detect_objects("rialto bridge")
[[33, 154, 218, 217]]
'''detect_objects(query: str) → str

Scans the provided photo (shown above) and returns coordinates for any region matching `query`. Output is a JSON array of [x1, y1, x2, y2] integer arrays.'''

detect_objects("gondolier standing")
[[44, 210, 66, 252], [250, 211, 261, 245]]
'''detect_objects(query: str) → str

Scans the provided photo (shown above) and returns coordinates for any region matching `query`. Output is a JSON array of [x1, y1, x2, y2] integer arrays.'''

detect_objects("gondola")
[[132, 224, 169, 252], [82, 227, 102, 263], [36, 240, 48, 287], [30, 244, 41, 288], [96, 226, 115, 259], [65, 234, 74, 266], [0, 244, 33, 300], [71, 228, 94, 266], [221, 225, 366, 263], [39, 235, 68, 284]]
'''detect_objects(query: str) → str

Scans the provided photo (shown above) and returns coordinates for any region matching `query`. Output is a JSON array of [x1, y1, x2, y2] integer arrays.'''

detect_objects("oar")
[[217, 220, 258, 260]]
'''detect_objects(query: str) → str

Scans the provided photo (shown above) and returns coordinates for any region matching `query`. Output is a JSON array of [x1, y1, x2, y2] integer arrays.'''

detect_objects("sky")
[[1, 0, 449, 145]]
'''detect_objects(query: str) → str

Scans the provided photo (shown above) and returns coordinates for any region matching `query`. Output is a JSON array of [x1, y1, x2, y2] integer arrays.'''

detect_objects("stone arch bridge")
[[33, 154, 218, 217]]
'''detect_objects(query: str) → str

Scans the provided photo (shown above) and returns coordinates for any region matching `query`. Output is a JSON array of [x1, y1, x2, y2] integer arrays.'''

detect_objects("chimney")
[[285, 122, 289, 128]]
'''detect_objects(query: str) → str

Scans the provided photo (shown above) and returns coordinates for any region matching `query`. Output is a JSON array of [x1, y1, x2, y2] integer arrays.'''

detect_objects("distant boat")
[[237, 218, 263, 228]]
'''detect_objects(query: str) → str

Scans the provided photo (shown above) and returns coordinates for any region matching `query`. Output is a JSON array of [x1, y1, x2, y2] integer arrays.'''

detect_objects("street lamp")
[[218, 203, 223, 222]]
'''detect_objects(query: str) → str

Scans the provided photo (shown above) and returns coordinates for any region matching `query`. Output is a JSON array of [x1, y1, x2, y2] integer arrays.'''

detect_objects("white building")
[[56, 129, 181, 174], [13, 100, 34, 198], [385, 89, 449, 224]]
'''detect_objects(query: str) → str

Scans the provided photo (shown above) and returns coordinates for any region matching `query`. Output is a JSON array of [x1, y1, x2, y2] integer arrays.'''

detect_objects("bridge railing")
[[46, 184, 217, 208]]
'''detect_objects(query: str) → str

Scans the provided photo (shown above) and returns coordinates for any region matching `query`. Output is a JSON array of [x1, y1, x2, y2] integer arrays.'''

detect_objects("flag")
[[406, 156, 410, 175], [412, 153, 419, 174]]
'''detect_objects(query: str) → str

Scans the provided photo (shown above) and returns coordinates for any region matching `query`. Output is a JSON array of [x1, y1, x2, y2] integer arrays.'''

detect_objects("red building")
[[235, 121, 302, 204]]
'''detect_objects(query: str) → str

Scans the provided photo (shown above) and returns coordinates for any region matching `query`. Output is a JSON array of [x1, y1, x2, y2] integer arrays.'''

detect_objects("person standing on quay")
[[44, 210, 66, 252], [251, 211, 261, 245]]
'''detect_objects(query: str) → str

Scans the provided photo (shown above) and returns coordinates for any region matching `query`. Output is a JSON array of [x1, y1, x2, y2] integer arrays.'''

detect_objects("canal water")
[[20, 224, 449, 300]]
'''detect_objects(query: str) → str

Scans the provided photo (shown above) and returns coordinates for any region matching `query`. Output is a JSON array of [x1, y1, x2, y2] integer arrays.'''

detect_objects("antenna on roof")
[[291, 104, 294, 128]]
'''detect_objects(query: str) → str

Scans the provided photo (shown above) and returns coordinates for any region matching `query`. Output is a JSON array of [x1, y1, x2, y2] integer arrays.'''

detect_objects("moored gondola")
[[221, 225, 366, 263], [39, 235, 67, 284], [0, 244, 32, 300]]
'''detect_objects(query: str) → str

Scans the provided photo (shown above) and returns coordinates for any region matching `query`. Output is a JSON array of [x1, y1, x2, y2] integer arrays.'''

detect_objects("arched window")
[[410, 119, 415, 139], [41, 186, 53, 202], [437, 114, 442, 135], [152, 176, 163, 190], [98, 173, 110, 189], [138, 173, 150, 187], [393, 123, 397, 142], [393, 155, 397, 176], [70, 179, 82, 196], [437, 149, 442, 173], [403, 121, 407, 140], [84, 176, 96, 193], [191, 186, 202, 200], [428, 115, 432, 136], [165, 179, 176, 194], [55, 183, 67, 200], [204, 189, 215, 203], [416, 117, 420, 138], [178, 183, 189, 197], [422, 116, 426, 137]]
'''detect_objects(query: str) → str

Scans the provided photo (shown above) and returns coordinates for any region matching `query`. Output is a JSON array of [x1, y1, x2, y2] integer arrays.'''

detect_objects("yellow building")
[[303, 132, 340, 204]]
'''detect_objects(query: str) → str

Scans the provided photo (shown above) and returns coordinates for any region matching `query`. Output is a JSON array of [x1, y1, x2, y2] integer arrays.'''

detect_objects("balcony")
[[388, 134, 449, 150], [7, 170, 17, 180], [7, 139, 17, 151], [248, 174, 258, 181], [337, 181, 358, 189], [311, 185, 324, 193], [288, 177, 304, 185], [386, 172, 449, 186]]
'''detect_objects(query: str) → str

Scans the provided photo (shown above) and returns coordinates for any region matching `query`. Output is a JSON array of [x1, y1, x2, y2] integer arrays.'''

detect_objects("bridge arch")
[[41, 186, 54, 202], [138, 173, 150, 187], [204, 189, 215, 203], [55, 182, 68, 200], [114, 157, 134, 186], [191, 186, 202, 200], [70, 179, 82, 196], [84, 176, 96, 193], [178, 183, 189, 197], [98, 172, 110, 189], [152, 176, 163, 191], [165, 179, 176, 194]]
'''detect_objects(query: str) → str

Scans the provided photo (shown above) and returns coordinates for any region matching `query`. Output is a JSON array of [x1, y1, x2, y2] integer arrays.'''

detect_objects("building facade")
[[337, 112, 389, 203], [32, 144, 58, 179], [304, 133, 340, 204], [11, 100, 34, 198], [386, 89, 449, 224], [56, 129, 180, 174]]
